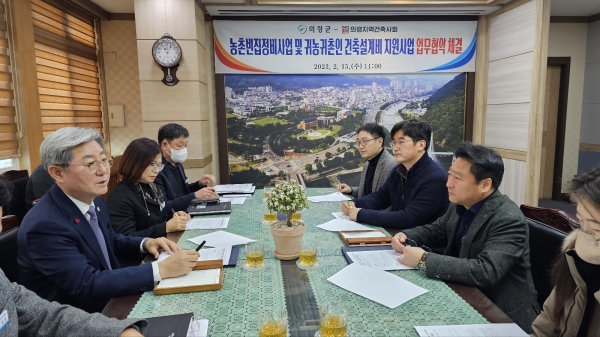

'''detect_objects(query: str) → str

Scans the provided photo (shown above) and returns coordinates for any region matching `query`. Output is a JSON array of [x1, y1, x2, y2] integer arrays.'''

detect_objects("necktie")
[[86, 206, 112, 270]]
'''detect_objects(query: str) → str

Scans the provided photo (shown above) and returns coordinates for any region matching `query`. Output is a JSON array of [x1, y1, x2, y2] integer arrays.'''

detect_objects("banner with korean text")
[[214, 21, 477, 74]]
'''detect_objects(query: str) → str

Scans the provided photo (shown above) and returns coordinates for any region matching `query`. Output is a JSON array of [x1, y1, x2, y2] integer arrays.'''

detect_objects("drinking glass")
[[291, 211, 302, 222], [318, 301, 348, 337], [297, 240, 318, 269], [244, 240, 265, 271], [263, 204, 277, 224], [258, 307, 287, 337]]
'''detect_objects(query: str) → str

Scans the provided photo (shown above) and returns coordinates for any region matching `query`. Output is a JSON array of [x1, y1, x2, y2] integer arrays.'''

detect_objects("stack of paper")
[[316, 219, 371, 231], [346, 250, 416, 270], [156, 269, 221, 289], [214, 184, 255, 194], [187, 319, 209, 337], [332, 212, 351, 221], [188, 230, 254, 247], [186, 218, 230, 230], [327, 263, 428, 308], [414, 324, 528, 337], [219, 196, 246, 205], [307, 192, 351, 203]]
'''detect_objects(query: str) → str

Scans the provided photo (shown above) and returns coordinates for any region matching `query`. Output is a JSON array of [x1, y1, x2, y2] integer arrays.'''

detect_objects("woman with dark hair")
[[107, 138, 189, 238], [531, 166, 600, 336]]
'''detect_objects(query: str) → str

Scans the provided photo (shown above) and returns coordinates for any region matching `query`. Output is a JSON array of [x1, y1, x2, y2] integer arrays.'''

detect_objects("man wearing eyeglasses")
[[336, 123, 396, 199], [341, 120, 449, 229], [18, 127, 200, 313], [392, 142, 540, 332]]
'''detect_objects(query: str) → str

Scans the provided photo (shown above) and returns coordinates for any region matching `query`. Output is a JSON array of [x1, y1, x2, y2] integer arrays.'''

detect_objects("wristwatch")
[[417, 251, 428, 272]]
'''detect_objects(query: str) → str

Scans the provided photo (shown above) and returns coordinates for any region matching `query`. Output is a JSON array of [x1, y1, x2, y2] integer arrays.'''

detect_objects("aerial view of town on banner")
[[225, 73, 466, 188]]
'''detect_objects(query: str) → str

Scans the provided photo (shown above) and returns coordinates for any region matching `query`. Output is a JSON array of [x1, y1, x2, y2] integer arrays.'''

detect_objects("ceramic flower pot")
[[270, 220, 306, 260]]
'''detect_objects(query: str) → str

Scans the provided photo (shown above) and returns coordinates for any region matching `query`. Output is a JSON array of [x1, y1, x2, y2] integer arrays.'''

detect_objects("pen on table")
[[171, 208, 176, 216], [195, 240, 206, 252], [346, 201, 353, 208]]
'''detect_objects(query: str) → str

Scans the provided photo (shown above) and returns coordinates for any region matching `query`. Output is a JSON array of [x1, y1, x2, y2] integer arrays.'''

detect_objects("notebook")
[[145, 312, 194, 337], [186, 202, 232, 215]]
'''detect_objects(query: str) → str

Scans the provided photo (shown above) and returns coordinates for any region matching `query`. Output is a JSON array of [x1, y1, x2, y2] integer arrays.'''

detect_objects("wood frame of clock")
[[152, 34, 182, 86]]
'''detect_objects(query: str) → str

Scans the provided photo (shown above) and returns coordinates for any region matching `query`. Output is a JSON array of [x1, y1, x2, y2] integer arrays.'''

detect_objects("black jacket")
[[106, 179, 169, 238], [154, 156, 204, 212], [353, 153, 449, 229]]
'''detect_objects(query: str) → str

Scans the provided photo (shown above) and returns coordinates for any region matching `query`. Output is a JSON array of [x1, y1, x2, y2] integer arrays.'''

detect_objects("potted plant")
[[266, 181, 309, 260]]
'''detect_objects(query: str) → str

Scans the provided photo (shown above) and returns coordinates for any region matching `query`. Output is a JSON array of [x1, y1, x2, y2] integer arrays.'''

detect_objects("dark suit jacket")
[[351, 149, 396, 198], [403, 190, 541, 332], [154, 156, 204, 212], [17, 185, 154, 313], [353, 153, 449, 229], [25, 163, 55, 209], [0, 269, 148, 336], [107, 179, 169, 238]]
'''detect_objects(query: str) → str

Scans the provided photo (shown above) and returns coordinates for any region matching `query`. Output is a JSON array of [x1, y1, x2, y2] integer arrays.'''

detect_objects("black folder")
[[224, 246, 239, 267], [186, 202, 232, 215], [145, 312, 194, 337], [341, 245, 394, 264]]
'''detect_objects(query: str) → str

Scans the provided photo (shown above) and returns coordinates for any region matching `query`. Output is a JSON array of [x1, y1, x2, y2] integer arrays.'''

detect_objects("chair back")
[[527, 217, 567, 308], [0, 227, 19, 283], [1, 214, 18, 233], [103, 155, 122, 200], [520, 204, 574, 233]]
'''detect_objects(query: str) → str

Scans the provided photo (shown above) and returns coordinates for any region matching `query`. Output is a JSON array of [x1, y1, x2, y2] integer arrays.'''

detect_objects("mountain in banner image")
[[225, 73, 464, 188]]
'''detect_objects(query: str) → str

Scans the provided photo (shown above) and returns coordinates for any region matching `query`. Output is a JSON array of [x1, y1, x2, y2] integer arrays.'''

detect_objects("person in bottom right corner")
[[531, 166, 600, 336]]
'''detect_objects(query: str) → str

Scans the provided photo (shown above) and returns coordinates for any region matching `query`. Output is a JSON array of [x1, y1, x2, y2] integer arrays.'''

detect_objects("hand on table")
[[336, 183, 352, 194], [195, 187, 218, 199], [199, 174, 216, 186], [166, 213, 188, 233], [144, 237, 180, 258], [157, 250, 200, 279]]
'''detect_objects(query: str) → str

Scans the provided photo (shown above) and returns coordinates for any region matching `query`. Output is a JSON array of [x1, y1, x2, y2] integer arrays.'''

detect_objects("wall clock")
[[152, 33, 182, 86]]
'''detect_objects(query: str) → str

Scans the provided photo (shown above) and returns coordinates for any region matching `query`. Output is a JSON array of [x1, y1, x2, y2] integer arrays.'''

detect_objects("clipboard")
[[153, 260, 223, 295], [341, 245, 395, 264], [338, 229, 393, 246], [187, 202, 232, 216]]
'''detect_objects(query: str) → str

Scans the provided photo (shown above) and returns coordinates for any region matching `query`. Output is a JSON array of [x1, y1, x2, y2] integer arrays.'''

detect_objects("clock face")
[[152, 38, 181, 68]]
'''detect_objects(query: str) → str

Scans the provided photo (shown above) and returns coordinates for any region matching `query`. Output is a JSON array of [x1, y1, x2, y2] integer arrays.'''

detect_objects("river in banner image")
[[303, 171, 362, 188], [381, 102, 407, 132]]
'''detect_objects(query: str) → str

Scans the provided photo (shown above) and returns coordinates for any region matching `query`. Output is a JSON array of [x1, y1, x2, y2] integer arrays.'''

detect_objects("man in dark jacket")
[[342, 120, 448, 229], [392, 143, 540, 332], [154, 123, 218, 212]]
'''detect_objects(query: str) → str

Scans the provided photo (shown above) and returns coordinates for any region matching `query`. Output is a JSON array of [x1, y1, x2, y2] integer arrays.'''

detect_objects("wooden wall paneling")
[[539, 65, 561, 199], [489, 147, 528, 161], [580, 143, 600, 152], [488, 0, 535, 62], [167, 0, 199, 41], [485, 103, 531, 151], [138, 39, 206, 82], [134, 0, 167, 40], [489, 0, 532, 19], [195, 1, 205, 47], [524, 0, 551, 206], [473, 15, 489, 145], [140, 81, 209, 121], [215, 74, 228, 183], [8, 0, 43, 169], [499, 157, 527, 206], [487, 52, 534, 104], [205, 21, 219, 182]]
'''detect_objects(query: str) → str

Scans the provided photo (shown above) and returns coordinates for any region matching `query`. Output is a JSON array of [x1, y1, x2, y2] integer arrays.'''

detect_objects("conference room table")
[[103, 188, 511, 336]]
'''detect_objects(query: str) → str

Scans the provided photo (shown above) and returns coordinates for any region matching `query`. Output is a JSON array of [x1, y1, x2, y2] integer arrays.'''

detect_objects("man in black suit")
[[154, 123, 218, 211]]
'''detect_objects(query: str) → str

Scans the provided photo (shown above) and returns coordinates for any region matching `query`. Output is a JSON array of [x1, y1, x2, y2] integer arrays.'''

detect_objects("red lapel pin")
[[74, 218, 80, 224]]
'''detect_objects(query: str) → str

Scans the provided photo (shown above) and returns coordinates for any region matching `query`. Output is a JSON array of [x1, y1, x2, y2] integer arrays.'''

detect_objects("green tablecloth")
[[128, 188, 488, 336]]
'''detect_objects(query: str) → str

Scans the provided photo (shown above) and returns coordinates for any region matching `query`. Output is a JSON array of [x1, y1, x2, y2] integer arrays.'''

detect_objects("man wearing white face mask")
[[154, 123, 218, 212], [531, 166, 600, 336]]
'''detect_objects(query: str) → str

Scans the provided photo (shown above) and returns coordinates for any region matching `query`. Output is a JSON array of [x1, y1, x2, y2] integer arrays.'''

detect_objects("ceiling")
[[89, 0, 600, 17]]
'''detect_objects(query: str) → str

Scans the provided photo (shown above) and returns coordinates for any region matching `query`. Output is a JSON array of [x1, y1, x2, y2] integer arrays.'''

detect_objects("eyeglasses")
[[78, 156, 114, 173], [148, 162, 161, 171], [390, 139, 414, 148], [403, 238, 432, 252], [567, 218, 600, 247], [354, 137, 380, 147]]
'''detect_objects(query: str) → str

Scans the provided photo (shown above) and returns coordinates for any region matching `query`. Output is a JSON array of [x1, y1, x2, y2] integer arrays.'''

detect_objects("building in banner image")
[[226, 73, 465, 189]]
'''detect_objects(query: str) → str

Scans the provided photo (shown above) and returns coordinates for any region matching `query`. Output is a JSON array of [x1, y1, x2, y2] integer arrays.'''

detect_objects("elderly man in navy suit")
[[154, 123, 218, 212], [18, 127, 200, 313]]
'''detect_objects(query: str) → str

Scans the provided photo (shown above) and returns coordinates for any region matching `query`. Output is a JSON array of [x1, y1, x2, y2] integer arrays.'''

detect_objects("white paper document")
[[214, 184, 255, 194], [332, 212, 351, 221], [414, 323, 528, 337], [187, 319, 209, 337], [219, 197, 246, 204], [157, 247, 232, 265], [347, 250, 416, 270], [327, 263, 427, 308], [188, 230, 254, 247], [156, 269, 221, 289], [186, 218, 230, 230], [317, 219, 371, 231], [307, 192, 351, 203], [342, 231, 386, 239]]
